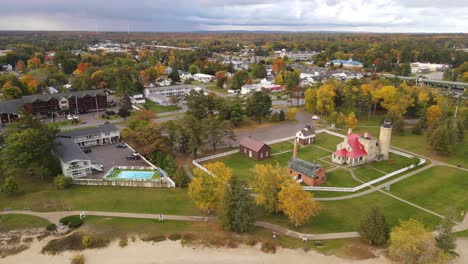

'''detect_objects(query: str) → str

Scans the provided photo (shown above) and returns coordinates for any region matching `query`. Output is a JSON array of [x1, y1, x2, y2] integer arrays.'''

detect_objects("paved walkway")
[[0, 210, 359, 240]]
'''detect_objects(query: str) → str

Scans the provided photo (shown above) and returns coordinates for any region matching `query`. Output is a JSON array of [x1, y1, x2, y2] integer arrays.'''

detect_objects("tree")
[[389, 219, 448, 264], [121, 110, 168, 156], [427, 124, 451, 154], [0, 176, 19, 196], [203, 115, 224, 151], [1, 114, 59, 178], [168, 67, 181, 83], [54, 175, 73, 190], [20, 75, 40, 94], [82, 235, 91, 248], [345, 112, 358, 129], [2, 83, 22, 99], [215, 71, 228, 88], [15, 60, 25, 72], [186, 90, 219, 120], [279, 110, 286, 121], [27, 57, 41, 69], [250, 164, 291, 213], [189, 65, 199, 75], [426, 105, 443, 128], [189, 162, 232, 212], [251, 63, 267, 79], [219, 180, 255, 232], [316, 82, 337, 115], [358, 207, 390, 245], [304, 87, 317, 112], [278, 181, 321, 226], [286, 108, 298, 120], [272, 58, 286, 73], [245, 91, 272, 123], [228, 70, 250, 90], [435, 212, 458, 257], [372, 86, 414, 117]]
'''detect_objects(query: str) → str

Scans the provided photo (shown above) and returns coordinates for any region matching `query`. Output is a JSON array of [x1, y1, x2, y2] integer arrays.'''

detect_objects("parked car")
[[126, 155, 138, 160], [312, 115, 320, 120], [67, 114, 79, 121], [105, 110, 116, 116], [116, 143, 127, 148], [83, 148, 92, 153]]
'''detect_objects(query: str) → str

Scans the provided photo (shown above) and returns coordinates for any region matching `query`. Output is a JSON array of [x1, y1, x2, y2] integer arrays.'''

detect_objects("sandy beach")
[[4, 238, 468, 264]]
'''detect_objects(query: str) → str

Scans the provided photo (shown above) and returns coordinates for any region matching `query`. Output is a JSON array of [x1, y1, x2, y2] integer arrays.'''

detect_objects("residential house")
[[144, 84, 202, 97], [130, 94, 146, 105], [0, 98, 22, 125], [239, 137, 271, 161], [193, 73, 214, 83], [296, 125, 316, 145], [58, 123, 120, 148], [156, 77, 172, 86], [326, 59, 363, 68]]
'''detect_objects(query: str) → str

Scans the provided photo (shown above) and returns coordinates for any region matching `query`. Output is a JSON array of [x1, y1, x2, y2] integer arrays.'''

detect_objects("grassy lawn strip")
[[323, 169, 360, 188], [352, 166, 385, 182], [256, 190, 441, 234], [0, 176, 200, 215], [315, 133, 343, 151], [0, 214, 50, 232], [388, 166, 468, 218], [143, 100, 180, 113], [270, 140, 293, 154], [455, 229, 468, 237]]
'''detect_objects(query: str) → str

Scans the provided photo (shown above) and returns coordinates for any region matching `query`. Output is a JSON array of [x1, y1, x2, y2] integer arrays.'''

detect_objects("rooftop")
[[239, 137, 270, 152], [289, 158, 321, 178], [55, 137, 90, 163], [58, 123, 119, 138]]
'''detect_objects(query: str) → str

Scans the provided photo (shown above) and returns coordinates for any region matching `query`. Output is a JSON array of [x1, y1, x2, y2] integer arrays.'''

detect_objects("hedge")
[[59, 215, 83, 228]]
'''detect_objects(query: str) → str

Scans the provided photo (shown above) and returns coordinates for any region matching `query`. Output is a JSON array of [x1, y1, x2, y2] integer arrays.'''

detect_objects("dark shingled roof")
[[22, 90, 106, 103], [58, 123, 118, 138], [55, 137, 89, 163], [0, 99, 23, 114], [300, 125, 315, 136], [239, 137, 270, 152], [289, 158, 321, 178]]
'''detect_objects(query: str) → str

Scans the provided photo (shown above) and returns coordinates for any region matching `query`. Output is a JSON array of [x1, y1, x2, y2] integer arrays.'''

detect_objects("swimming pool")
[[115, 170, 155, 179]]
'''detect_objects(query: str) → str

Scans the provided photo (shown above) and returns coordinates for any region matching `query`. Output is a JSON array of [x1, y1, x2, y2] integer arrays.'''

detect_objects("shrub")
[[42, 233, 110, 255], [70, 253, 84, 264], [227, 239, 239, 248], [246, 238, 257, 246], [261, 241, 276, 253], [54, 175, 73, 190], [168, 233, 182, 241], [82, 235, 91, 248], [46, 224, 57, 231], [141, 234, 166, 243], [0, 176, 19, 196], [119, 237, 128, 248], [60, 216, 83, 228]]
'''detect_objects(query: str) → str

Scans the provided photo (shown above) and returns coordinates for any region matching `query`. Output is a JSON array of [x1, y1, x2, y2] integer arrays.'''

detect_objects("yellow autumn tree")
[[345, 112, 358, 129], [286, 108, 298, 121], [278, 181, 321, 227], [389, 219, 448, 264], [20, 75, 40, 94], [250, 163, 292, 213], [316, 82, 337, 115], [188, 162, 232, 212], [426, 105, 442, 128], [304, 88, 317, 112], [372, 85, 414, 117]]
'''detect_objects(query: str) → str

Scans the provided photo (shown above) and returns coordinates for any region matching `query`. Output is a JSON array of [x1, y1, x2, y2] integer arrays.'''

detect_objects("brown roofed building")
[[295, 125, 315, 145], [288, 140, 326, 186], [239, 137, 271, 161]]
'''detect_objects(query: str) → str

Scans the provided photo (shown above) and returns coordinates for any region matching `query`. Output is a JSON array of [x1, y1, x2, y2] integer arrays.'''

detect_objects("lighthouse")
[[378, 119, 392, 160]]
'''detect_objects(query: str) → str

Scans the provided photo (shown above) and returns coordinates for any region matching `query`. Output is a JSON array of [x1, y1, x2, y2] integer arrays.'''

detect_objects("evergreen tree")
[[219, 180, 255, 233], [168, 67, 181, 83], [279, 110, 286, 121], [245, 91, 272, 123], [435, 212, 458, 257], [0, 176, 19, 196], [427, 124, 451, 154], [359, 207, 390, 245]]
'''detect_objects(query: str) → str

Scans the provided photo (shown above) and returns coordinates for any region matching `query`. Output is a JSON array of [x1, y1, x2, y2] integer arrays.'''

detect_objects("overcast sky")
[[0, 0, 466, 32]]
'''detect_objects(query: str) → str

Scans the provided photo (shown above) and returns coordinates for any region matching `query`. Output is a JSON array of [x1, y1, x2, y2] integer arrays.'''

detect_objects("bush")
[[0, 176, 19, 196], [60, 216, 83, 228], [70, 253, 84, 264], [82, 235, 91, 248], [270, 112, 279, 122], [119, 237, 128, 248], [261, 242, 276, 253], [246, 238, 257, 246], [54, 175, 73, 190], [141, 234, 166, 243], [46, 224, 57, 231], [168, 233, 182, 241], [42, 233, 110, 255]]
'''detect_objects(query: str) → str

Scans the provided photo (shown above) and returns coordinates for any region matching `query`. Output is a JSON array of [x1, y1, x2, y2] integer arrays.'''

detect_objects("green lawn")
[[315, 133, 343, 151], [352, 166, 385, 182], [0, 176, 200, 215], [211, 143, 331, 183], [0, 214, 50, 232], [323, 169, 360, 187], [455, 229, 468, 237], [369, 153, 414, 173], [256, 191, 442, 233], [142, 100, 180, 113], [389, 166, 468, 217], [270, 141, 294, 153]]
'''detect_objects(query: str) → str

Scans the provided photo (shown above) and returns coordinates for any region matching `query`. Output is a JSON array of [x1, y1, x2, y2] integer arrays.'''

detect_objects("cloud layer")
[[0, 0, 466, 32]]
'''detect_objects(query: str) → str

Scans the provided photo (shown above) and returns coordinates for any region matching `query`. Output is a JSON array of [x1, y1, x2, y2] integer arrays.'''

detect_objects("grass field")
[[0, 214, 50, 232], [256, 190, 442, 233], [322, 169, 360, 187], [389, 166, 468, 218], [142, 100, 180, 113], [0, 176, 200, 215]]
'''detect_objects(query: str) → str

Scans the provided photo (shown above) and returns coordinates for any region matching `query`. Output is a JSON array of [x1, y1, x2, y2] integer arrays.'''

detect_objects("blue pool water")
[[116, 170, 155, 179]]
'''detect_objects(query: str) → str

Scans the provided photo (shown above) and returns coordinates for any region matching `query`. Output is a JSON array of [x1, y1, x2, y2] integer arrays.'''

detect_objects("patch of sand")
[[4, 238, 390, 264]]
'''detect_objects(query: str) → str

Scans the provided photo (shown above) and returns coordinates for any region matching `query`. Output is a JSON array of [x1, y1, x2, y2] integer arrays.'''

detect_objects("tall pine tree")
[[219, 180, 255, 233], [359, 207, 390, 245]]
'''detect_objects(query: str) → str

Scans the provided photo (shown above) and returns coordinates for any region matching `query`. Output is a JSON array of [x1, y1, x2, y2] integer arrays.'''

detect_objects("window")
[[289, 169, 292, 174], [260, 153, 263, 158], [297, 174, 302, 180]]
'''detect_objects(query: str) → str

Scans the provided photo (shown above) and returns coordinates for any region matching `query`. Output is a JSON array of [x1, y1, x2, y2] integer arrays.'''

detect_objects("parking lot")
[[85, 143, 149, 178]]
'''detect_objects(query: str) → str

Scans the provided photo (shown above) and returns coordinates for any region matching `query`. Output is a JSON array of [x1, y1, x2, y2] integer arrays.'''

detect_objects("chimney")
[[293, 139, 298, 159], [364, 132, 369, 138], [348, 128, 353, 135]]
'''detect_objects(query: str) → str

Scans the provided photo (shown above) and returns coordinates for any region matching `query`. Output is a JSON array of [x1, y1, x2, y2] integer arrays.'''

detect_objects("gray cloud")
[[0, 0, 466, 32]]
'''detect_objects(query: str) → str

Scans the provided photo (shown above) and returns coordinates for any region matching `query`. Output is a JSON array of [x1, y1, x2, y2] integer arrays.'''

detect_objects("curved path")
[[0, 210, 359, 240]]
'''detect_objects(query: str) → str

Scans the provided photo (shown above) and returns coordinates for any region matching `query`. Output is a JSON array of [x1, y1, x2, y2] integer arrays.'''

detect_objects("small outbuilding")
[[288, 140, 326, 186], [239, 137, 271, 161], [296, 125, 315, 145]]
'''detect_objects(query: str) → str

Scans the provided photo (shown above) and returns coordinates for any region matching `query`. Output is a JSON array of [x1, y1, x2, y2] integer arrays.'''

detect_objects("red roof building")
[[332, 129, 379, 166]]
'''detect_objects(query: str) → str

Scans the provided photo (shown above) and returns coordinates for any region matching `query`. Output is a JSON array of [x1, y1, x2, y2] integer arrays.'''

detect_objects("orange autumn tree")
[[272, 58, 286, 73], [27, 57, 41, 69], [426, 105, 442, 128], [15, 60, 25, 72], [20, 75, 40, 94], [73, 62, 91, 75]]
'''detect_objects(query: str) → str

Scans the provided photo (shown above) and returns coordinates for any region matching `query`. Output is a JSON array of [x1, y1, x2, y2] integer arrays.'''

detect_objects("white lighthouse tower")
[[378, 119, 392, 160]]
